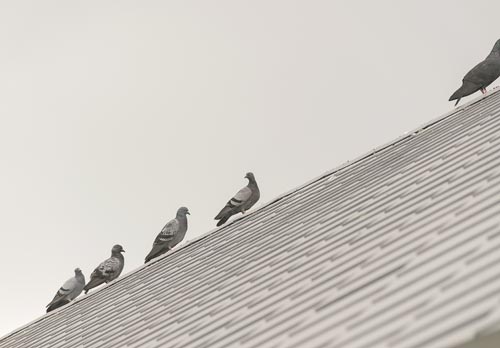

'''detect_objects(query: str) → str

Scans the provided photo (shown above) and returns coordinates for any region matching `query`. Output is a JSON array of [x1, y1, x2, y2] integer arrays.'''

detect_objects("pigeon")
[[215, 172, 260, 226], [46, 268, 85, 313], [83, 244, 125, 294], [145, 207, 190, 263], [449, 39, 500, 106]]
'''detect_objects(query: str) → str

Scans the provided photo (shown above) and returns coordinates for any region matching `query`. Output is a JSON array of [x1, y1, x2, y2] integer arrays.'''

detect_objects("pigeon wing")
[[85, 255, 123, 293], [464, 59, 500, 87], [232, 186, 253, 205], [98, 257, 121, 280], [154, 219, 180, 245], [244, 186, 260, 211], [215, 186, 252, 219], [145, 219, 179, 262], [46, 277, 77, 308], [89, 257, 119, 282]]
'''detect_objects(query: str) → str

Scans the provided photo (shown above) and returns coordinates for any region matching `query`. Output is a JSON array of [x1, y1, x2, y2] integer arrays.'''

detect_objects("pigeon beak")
[[122, 249, 126, 253], [186, 211, 190, 215]]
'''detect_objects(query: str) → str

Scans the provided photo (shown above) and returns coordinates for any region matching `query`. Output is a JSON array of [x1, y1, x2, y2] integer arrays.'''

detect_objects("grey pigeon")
[[215, 172, 260, 226], [145, 207, 190, 263], [84, 244, 125, 294], [449, 39, 500, 106], [46, 268, 85, 312]]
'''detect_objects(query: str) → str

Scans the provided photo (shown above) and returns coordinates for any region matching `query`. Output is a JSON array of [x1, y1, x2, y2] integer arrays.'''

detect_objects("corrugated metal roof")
[[3, 90, 500, 348]]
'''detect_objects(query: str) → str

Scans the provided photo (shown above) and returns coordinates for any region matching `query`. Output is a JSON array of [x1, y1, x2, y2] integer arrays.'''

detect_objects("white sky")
[[1, 0, 499, 337]]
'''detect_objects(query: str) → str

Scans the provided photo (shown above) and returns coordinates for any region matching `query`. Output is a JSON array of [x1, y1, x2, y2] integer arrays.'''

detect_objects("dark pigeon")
[[84, 244, 125, 294], [215, 172, 260, 227], [450, 39, 500, 106], [46, 268, 85, 312], [144, 207, 190, 263]]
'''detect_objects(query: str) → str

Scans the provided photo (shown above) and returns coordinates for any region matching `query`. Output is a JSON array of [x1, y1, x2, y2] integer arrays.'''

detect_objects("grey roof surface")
[[454, 330, 500, 348], [3, 90, 500, 348]]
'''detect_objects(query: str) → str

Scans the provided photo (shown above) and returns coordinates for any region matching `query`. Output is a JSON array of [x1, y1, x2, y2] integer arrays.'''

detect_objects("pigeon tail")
[[449, 81, 481, 105], [83, 278, 105, 294], [46, 299, 70, 313], [216, 215, 230, 227], [215, 206, 232, 220], [144, 251, 157, 264], [145, 242, 172, 263]]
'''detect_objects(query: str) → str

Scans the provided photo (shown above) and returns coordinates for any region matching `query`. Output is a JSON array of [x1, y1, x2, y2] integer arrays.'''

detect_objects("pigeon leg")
[[481, 88, 487, 94]]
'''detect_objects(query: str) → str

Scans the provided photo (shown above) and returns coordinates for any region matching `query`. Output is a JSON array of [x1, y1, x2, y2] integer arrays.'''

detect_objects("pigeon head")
[[74, 268, 82, 274], [177, 207, 190, 216], [245, 172, 256, 182], [112, 244, 125, 254]]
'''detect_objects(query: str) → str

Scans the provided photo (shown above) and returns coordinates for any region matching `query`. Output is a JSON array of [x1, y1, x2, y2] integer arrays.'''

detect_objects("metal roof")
[[3, 90, 500, 348]]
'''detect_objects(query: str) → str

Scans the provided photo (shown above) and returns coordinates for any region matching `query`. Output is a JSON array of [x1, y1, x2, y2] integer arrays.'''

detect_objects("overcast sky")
[[1, 0, 499, 337]]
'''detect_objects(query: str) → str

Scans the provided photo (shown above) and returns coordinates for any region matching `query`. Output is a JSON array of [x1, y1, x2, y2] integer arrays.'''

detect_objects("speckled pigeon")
[[215, 172, 260, 227], [83, 244, 125, 294], [144, 207, 190, 263], [449, 39, 500, 106], [46, 268, 85, 312]]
